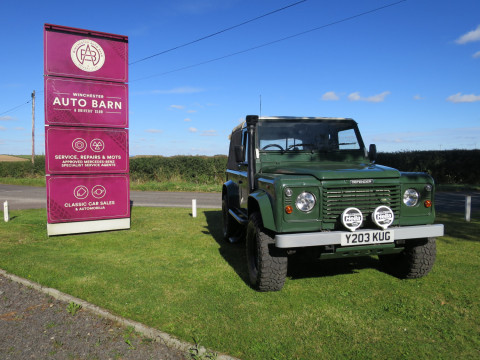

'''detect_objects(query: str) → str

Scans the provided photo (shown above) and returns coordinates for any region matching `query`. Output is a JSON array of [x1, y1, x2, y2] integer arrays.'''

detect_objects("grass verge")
[[0, 177, 220, 193], [0, 209, 479, 359]]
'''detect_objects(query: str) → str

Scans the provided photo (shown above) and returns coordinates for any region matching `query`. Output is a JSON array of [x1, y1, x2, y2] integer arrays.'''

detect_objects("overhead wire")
[[129, 0, 308, 65], [1, 2, 307, 115], [1, 0, 406, 113], [0, 100, 31, 117], [132, 0, 407, 82]]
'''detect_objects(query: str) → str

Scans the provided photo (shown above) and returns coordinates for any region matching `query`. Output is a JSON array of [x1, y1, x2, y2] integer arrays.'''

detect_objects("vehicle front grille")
[[322, 185, 401, 228]]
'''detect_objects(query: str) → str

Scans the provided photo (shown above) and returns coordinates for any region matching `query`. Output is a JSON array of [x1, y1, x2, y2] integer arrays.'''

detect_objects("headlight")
[[403, 189, 419, 207], [296, 192, 316, 212]]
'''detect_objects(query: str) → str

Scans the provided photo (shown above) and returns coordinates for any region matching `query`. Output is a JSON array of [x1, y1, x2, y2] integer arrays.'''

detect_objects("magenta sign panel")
[[44, 24, 128, 82], [45, 127, 128, 174], [45, 77, 128, 128], [47, 175, 130, 223], [44, 24, 129, 235]]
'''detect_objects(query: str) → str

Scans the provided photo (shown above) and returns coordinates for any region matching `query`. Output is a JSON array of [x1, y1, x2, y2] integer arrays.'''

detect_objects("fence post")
[[465, 195, 471, 222], [192, 199, 197, 218], [3, 201, 8, 222]]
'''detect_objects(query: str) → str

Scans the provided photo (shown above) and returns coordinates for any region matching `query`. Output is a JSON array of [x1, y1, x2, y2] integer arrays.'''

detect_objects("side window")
[[338, 129, 360, 150], [242, 129, 249, 164]]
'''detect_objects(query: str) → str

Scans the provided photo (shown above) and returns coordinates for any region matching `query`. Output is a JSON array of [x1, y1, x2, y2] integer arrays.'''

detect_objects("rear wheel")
[[246, 212, 288, 291], [379, 237, 436, 278]]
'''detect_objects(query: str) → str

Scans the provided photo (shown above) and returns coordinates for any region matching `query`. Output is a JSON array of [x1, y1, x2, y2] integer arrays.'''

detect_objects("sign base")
[[47, 218, 130, 236]]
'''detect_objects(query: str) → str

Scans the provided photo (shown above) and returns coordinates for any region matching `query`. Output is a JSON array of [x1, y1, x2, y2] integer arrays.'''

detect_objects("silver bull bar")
[[275, 224, 444, 248]]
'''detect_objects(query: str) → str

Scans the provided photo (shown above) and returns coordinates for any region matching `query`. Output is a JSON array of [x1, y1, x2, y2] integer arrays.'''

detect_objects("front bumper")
[[275, 224, 444, 248]]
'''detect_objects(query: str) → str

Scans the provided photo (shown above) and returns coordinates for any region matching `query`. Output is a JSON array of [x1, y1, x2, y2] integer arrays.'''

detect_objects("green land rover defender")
[[222, 115, 444, 291]]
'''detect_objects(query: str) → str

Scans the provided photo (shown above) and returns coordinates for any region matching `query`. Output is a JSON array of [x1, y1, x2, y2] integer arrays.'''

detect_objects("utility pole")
[[31, 90, 35, 165]]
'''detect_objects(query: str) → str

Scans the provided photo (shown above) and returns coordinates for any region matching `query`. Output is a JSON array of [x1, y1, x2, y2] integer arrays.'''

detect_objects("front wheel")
[[246, 212, 288, 291], [379, 237, 436, 278]]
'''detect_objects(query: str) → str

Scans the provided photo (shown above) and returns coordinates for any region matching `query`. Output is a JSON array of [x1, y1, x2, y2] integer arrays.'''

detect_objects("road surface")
[[0, 184, 221, 210], [0, 184, 478, 214]]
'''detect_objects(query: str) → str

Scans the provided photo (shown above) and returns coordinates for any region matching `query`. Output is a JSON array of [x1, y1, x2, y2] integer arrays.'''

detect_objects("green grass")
[[0, 177, 220, 192], [0, 208, 479, 359], [0, 176, 46, 187], [129, 179, 221, 193]]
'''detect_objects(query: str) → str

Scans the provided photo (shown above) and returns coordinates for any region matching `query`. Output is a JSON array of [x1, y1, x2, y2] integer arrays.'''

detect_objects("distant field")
[[0, 155, 29, 162]]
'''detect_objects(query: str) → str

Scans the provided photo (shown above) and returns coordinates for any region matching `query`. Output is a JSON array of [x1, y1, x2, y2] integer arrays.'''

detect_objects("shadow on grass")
[[287, 253, 381, 280], [204, 210, 250, 287], [436, 212, 479, 242], [204, 210, 386, 284], [202, 210, 476, 286]]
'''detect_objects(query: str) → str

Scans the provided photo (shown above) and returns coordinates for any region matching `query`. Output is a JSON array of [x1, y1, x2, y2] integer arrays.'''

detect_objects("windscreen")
[[257, 120, 362, 153]]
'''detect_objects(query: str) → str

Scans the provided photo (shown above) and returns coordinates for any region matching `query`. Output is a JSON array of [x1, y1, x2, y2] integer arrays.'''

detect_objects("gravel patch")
[[0, 273, 190, 359]]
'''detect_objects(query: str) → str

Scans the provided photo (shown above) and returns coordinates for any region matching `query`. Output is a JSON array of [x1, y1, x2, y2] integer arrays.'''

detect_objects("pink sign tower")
[[44, 24, 130, 236]]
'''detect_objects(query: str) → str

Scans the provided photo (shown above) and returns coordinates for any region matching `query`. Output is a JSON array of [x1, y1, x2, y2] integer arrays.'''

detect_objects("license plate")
[[341, 230, 393, 246]]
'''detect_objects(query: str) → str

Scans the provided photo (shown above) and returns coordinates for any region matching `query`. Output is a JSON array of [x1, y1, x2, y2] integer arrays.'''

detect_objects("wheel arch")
[[248, 190, 276, 232], [222, 180, 239, 208]]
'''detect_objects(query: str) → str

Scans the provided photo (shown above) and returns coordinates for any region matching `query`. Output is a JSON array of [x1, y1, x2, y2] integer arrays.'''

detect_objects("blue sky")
[[1, 0, 479, 156]]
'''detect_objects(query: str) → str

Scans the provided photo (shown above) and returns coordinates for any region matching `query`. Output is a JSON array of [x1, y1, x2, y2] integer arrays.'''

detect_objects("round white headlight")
[[296, 192, 316, 212], [403, 189, 419, 207]]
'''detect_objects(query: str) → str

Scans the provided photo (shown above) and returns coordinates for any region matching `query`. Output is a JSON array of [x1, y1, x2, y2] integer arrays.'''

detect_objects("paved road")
[[0, 184, 221, 210], [1, 184, 478, 214]]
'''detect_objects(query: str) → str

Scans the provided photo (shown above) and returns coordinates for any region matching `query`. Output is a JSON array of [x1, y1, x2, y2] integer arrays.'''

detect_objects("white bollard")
[[192, 199, 197, 218], [465, 195, 471, 222], [3, 201, 8, 222]]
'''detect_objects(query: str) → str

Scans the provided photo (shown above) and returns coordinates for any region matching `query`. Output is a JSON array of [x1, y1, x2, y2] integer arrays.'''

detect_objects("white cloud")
[[413, 94, 424, 101], [170, 105, 185, 109], [152, 86, 204, 94], [446, 92, 480, 103], [14, 127, 25, 131], [321, 91, 340, 101], [473, 51, 480, 58], [188, 127, 198, 133], [348, 91, 390, 103], [348, 92, 361, 101], [145, 129, 163, 133], [0, 126, 6, 131], [200, 130, 218, 137], [0, 116, 15, 121], [184, 118, 192, 122], [187, 110, 197, 113], [455, 25, 480, 44]]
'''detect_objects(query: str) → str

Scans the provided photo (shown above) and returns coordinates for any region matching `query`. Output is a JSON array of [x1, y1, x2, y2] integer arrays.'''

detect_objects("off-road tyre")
[[222, 195, 239, 243], [246, 212, 288, 291], [379, 237, 436, 278]]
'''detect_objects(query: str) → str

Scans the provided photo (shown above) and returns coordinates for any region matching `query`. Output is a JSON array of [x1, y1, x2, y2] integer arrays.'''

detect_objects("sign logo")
[[341, 207, 363, 232], [92, 185, 107, 199], [73, 185, 89, 199], [72, 138, 87, 152], [90, 138, 105, 152], [71, 39, 105, 72], [373, 206, 394, 230]]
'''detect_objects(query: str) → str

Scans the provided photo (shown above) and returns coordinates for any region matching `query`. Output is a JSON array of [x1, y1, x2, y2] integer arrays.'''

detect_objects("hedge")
[[129, 155, 227, 184], [376, 150, 480, 185], [1, 151, 479, 186]]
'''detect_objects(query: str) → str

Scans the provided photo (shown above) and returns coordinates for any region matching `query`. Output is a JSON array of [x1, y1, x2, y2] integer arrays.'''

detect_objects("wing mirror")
[[235, 145, 244, 163], [368, 144, 377, 163]]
